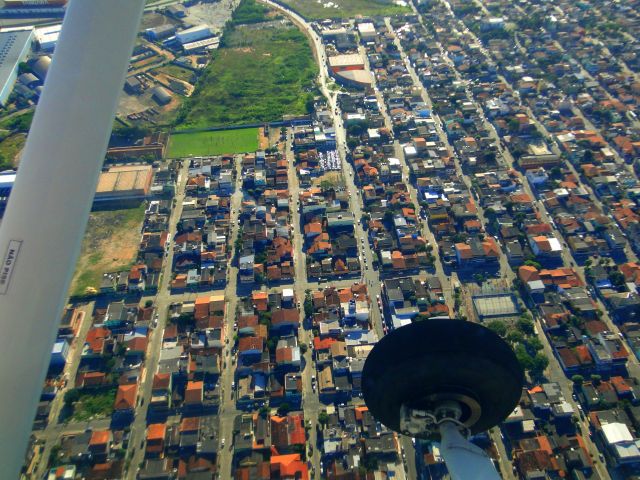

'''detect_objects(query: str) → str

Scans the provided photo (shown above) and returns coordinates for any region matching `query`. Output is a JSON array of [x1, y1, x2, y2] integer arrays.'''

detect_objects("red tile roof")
[[114, 384, 137, 410], [89, 430, 110, 446]]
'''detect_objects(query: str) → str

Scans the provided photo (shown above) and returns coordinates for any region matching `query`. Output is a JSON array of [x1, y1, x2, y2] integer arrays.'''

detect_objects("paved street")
[[33, 302, 94, 480], [213, 154, 245, 480], [126, 159, 190, 478]]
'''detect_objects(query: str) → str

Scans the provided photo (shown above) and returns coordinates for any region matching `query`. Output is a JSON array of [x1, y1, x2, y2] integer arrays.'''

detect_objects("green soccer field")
[[168, 128, 260, 157]]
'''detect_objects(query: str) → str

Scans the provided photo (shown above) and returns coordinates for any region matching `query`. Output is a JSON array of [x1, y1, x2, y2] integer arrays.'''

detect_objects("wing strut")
[[0, 1, 145, 477]]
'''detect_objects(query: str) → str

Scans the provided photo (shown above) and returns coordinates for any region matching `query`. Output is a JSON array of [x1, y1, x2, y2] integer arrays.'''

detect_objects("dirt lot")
[[184, 0, 240, 34], [69, 205, 146, 297]]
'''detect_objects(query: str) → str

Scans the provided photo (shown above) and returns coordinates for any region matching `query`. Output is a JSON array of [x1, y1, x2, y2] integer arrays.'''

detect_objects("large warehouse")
[[176, 24, 213, 45], [327, 53, 365, 73], [0, 29, 34, 105], [95, 165, 153, 204]]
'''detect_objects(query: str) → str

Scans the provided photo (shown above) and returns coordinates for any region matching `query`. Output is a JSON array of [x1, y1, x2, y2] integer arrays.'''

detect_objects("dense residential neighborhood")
[[6, 0, 640, 479]]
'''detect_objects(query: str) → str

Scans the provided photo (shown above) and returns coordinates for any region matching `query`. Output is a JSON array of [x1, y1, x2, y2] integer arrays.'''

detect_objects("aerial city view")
[[1, 0, 640, 478]]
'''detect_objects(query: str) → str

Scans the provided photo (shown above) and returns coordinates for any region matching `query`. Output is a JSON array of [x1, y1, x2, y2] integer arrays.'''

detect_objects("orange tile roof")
[[270, 454, 309, 479], [114, 384, 137, 410], [185, 381, 203, 404], [89, 430, 110, 446], [147, 423, 166, 441], [239, 336, 264, 353]]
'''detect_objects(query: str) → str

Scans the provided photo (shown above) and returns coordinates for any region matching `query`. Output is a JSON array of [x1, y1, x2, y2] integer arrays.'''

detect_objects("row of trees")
[[486, 313, 549, 380]]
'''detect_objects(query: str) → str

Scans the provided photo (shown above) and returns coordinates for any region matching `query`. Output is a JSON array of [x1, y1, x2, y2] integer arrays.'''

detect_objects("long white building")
[[176, 24, 213, 45], [0, 29, 34, 105]]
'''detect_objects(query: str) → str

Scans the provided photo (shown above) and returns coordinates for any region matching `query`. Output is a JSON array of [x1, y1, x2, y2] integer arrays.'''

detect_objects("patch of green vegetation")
[[168, 128, 259, 157], [70, 204, 146, 297], [0, 109, 34, 132], [68, 387, 117, 422], [155, 64, 196, 83], [0, 133, 26, 169], [280, 0, 409, 19], [230, 0, 270, 26], [177, 22, 317, 129]]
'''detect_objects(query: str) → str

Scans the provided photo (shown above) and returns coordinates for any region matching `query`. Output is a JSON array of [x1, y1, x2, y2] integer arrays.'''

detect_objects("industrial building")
[[145, 24, 176, 42], [4, 0, 67, 6], [327, 53, 365, 73], [152, 86, 172, 105], [357, 22, 376, 42], [0, 170, 15, 214], [34, 24, 60, 51], [95, 164, 154, 204], [182, 36, 219, 53], [0, 1, 66, 18], [472, 292, 520, 323], [0, 29, 34, 105], [30, 54, 50, 80], [106, 132, 168, 161], [176, 24, 213, 45], [327, 53, 371, 90]]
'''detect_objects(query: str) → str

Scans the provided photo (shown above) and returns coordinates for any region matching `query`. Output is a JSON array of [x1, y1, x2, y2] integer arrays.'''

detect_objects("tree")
[[507, 330, 525, 344], [473, 273, 485, 285], [259, 311, 272, 325], [590, 374, 602, 386], [304, 294, 314, 318], [487, 320, 507, 337], [144, 300, 153, 308], [259, 406, 270, 418], [526, 337, 544, 352], [277, 403, 291, 416], [515, 344, 534, 371], [530, 353, 549, 378], [318, 411, 329, 428], [517, 316, 535, 335], [571, 374, 584, 386], [300, 344, 308, 354], [524, 259, 542, 270], [64, 388, 81, 406]]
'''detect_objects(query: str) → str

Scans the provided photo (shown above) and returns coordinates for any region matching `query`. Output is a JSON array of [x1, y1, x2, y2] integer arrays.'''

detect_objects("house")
[[598, 422, 640, 467], [146, 423, 166, 458], [114, 384, 137, 411], [270, 412, 306, 452], [88, 430, 111, 463], [454, 237, 500, 267], [270, 454, 309, 479], [529, 235, 563, 259], [184, 381, 204, 405]]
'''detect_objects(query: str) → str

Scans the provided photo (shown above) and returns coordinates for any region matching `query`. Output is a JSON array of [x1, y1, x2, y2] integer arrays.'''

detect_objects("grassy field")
[[154, 64, 195, 83], [177, 22, 317, 129], [0, 133, 26, 169], [281, 0, 409, 19], [168, 128, 260, 157], [70, 388, 117, 422], [69, 205, 145, 297]]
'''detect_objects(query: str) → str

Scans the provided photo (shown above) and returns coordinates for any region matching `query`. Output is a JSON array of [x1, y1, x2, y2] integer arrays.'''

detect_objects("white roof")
[[367, 128, 380, 138], [602, 422, 634, 445], [528, 280, 546, 291], [547, 237, 563, 252], [0, 172, 16, 187], [282, 288, 294, 298], [614, 440, 640, 459], [357, 22, 376, 34], [404, 145, 417, 155], [328, 53, 364, 68]]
